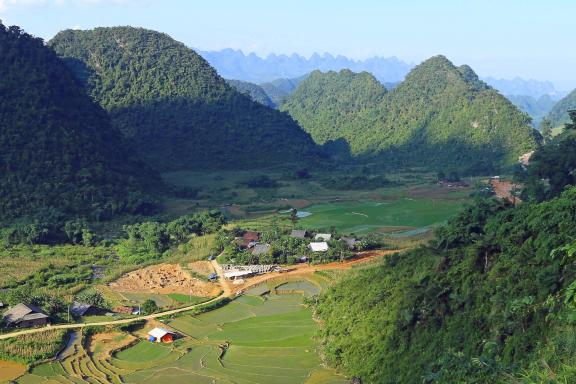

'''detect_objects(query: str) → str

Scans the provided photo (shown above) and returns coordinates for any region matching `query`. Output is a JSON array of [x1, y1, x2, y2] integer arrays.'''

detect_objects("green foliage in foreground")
[[116, 211, 225, 264], [314, 189, 576, 383], [49, 26, 319, 170], [282, 57, 540, 172], [0, 23, 161, 222], [0, 329, 67, 364]]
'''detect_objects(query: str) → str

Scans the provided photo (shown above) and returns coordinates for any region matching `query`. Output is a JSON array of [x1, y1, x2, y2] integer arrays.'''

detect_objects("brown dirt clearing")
[[109, 263, 219, 297], [0, 359, 26, 382]]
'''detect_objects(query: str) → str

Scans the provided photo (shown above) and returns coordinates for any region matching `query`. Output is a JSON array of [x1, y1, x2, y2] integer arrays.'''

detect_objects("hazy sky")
[[2, 0, 574, 90]]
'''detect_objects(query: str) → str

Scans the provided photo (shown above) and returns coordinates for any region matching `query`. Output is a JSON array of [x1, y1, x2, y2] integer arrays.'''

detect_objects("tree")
[[565, 110, 576, 132], [76, 289, 106, 308], [540, 117, 553, 143], [290, 208, 299, 226], [142, 299, 158, 315]]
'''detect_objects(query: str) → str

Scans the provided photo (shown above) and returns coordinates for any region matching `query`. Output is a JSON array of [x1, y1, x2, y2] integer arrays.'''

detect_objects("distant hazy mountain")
[[281, 57, 540, 172], [482, 77, 562, 99], [199, 49, 413, 84], [506, 95, 558, 127]]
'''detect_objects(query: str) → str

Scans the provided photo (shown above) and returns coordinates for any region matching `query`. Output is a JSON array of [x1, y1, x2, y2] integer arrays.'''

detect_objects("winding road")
[[0, 250, 396, 341]]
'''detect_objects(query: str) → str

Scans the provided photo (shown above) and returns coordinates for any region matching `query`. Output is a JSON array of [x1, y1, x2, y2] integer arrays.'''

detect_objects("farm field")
[[13, 278, 347, 384], [297, 195, 466, 234]]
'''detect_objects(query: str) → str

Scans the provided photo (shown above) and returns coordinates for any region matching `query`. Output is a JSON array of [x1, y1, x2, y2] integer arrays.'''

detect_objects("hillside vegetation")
[[226, 79, 276, 108], [49, 27, 318, 170], [282, 56, 540, 172], [0, 23, 160, 221], [315, 190, 576, 383], [547, 88, 576, 127]]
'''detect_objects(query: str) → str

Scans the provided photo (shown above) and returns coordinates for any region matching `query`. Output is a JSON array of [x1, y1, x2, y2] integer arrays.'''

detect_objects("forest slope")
[[49, 27, 318, 170], [0, 23, 160, 221], [282, 56, 540, 171]]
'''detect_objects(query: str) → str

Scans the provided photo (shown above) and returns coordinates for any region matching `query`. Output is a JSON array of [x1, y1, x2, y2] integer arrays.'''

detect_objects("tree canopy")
[[282, 57, 541, 173], [0, 23, 161, 221], [49, 27, 319, 170]]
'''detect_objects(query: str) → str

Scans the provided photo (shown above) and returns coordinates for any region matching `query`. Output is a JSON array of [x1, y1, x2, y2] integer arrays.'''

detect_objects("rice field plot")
[[298, 196, 467, 234], [16, 279, 346, 384]]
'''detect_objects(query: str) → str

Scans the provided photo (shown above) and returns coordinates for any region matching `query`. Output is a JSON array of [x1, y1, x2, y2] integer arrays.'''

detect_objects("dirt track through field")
[[0, 250, 399, 341]]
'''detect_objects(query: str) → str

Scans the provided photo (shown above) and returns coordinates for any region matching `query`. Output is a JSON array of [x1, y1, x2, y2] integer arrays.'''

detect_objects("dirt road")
[[0, 249, 398, 341]]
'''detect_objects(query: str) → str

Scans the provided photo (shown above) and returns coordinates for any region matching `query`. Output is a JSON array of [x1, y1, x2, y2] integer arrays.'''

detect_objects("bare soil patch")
[[0, 359, 26, 382], [187, 261, 214, 276], [109, 263, 219, 297], [89, 331, 137, 357]]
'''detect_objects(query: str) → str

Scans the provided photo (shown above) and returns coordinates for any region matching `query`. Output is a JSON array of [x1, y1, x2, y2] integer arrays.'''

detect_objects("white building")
[[309, 242, 329, 252], [315, 233, 332, 241]]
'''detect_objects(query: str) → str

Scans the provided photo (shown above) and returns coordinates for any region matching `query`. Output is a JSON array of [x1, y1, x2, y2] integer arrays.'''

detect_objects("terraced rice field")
[[15, 279, 346, 384]]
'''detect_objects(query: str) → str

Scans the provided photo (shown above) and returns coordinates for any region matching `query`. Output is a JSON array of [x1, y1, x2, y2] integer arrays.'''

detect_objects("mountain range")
[[281, 57, 540, 172], [200, 49, 562, 100]]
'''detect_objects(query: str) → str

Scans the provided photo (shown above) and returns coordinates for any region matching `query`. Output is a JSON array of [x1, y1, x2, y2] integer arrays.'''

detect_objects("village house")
[[309, 242, 329, 252], [315, 233, 332, 241], [2, 303, 49, 328], [148, 327, 176, 343], [251, 243, 271, 256], [242, 231, 260, 242], [340, 237, 358, 249], [70, 301, 106, 318], [290, 229, 308, 239]]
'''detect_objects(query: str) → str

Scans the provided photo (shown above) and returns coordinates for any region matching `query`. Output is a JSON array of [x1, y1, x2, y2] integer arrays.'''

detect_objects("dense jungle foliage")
[[226, 79, 276, 108], [282, 56, 540, 172], [49, 27, 319, 170], [519, 111, 576, 202], [0, 23, 161, 222], [547, 88, 576, 127], [314, 186, 576, 383]]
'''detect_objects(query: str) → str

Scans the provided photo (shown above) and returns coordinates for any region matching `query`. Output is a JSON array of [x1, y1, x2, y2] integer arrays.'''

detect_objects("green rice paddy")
[[298, 197, 467, 234]]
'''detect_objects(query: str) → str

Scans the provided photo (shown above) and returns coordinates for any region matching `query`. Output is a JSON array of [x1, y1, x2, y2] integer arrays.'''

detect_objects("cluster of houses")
[[289, 229, 359, 254]]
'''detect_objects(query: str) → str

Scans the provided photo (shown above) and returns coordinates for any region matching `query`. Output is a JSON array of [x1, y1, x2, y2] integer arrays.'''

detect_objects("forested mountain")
[[280, 70, 387, 146], [199, 49, 412, 83], [225, 79, 275, 108], [506, 94, 557, 126], [282, 56, 540, 172], [259, 75, 308, 106], [49, 27, 318, 170], [0, 23, 160, 221], [547, 88, 576, 127]]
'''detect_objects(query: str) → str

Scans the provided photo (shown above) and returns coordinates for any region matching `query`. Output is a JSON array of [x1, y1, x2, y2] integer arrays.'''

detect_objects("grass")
[[114, 341, 172, 362], [167, 293, 207, 305]]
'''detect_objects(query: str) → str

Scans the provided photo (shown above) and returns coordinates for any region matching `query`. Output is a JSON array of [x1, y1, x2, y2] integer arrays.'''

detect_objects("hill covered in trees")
[[315, 192, 576, 383], [0, 23, 160, 222], [49, 27, 318, 170], [225, 79, 275, 108], [505, 94, 557, 126], [282, 56, 540, 172], [547, 88, 576, 128], [281, 70, 387, 146]]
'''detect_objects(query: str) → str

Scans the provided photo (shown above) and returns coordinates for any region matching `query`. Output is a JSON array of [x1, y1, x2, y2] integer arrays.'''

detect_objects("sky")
[[1, 0, 574, 90]]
